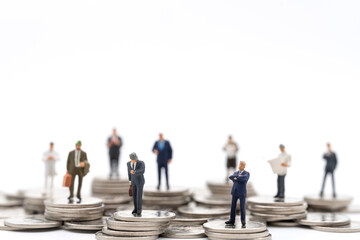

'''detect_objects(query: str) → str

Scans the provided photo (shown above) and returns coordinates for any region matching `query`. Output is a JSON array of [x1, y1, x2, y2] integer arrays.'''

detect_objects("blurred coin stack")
[[203, 219, 272, 240], [44, 197, 104, 221], [207, 181, 257, 198], [92, 176, 131, 214], [178, 203, 230, 219], [247, 196, 307, 226], [23, 188, 68, 214], [298, 212, 360, 233], [304, 194, 353, 212], [143, 186, 190, 209], [161, 225, 206, 239], [96, 210, 175, 240]]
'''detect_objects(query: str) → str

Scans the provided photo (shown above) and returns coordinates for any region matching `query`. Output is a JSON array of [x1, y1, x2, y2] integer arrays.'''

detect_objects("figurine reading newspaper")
[[268, 158, 287, 174]]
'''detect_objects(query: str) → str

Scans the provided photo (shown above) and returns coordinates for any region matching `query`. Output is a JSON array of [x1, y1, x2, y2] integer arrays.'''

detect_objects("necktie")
[[132, 163, 135, 170], [76, 152, 79, 166]]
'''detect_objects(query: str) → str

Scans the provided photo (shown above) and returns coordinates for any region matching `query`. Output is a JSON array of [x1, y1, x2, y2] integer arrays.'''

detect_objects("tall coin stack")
[[143, 186, 190, 209], [304, 194, 353, 212], [96, 210, 176, 240], [207, 181, 257, 198], [203, 219, 272, 240], [92, 176, 131, 214], [44, 197, 104, 221], [247, 196, 307, 226]]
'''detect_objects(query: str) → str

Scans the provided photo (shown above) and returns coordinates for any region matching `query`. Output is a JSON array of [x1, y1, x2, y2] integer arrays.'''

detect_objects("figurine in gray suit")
[[127, 152, 145, 216], [320, 143, 338, 198]]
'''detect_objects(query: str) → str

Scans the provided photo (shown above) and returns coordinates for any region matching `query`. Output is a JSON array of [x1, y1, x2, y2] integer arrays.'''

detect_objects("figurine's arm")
[[152, 142, 158, 153], [118, 137, 122, 148], [235, 172, 250, 183], [168, 141, 173, 160], [334, 153, 338, 168], [127, 163, 131, 181], [229, 172, 238, 181], [66, 152, 71, 172], [134, 162, 145, 175]]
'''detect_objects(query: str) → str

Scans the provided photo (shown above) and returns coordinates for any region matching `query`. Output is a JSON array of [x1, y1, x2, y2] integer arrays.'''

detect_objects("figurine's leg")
[[229, 194, 238, 222], [320, 171, 328, 196], [164, 164, 169, 188], [157, 164, 162, 187], [69, 174, 75, 198], [132, 184, 138, 212], [137, 184, 144, 214], [275, 175, 280, 197], [44, 175, 48, 191], [331, 171, 336, 197], [278, 175, 285, 198], [77, 173, 83, 198], [50, 175, 54, 191], [116, 154, 120, 176], [240, 197, 246, 224]]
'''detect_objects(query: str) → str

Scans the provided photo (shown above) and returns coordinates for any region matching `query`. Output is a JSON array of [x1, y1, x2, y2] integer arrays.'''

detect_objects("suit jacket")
[[108, 136, 122, 157], [323, 152, 337, 172], [67, 150, 90, 176], [127, 160, 145, 186], [229, 170, 250, 197], [152, 140, 172, 165]]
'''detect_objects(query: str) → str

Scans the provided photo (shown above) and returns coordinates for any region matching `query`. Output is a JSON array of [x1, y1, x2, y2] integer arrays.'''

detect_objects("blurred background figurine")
[[43, 142, 60, 194], [127, 152, 145, 217], [66, 141, 90, 203], [225, 161, 249, 227], [320, 143, 337, 198], [107, 128, 122, 178], [223, 135, 239, 182], [152, 133, 172, 190], [274, 144, 291, 199]]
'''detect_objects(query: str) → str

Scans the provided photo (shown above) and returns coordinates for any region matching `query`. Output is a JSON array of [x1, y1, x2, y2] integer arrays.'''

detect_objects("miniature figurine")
[[273, 144, 291, 199], [225, 161, 249, 227], [66, 141, 90, 203], [223, 135, 239, 182], [127, 152, 145, 217], [107, 128, 122, 178], [43, 142, 60, 194], [320, 143, 337, 198], [152, 133, 172, 190]]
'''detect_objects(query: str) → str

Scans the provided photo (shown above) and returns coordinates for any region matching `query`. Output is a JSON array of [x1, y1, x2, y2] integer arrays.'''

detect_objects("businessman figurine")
[[66, 141, 90, 203], [320, 143, 337, 198], [107, 128, 123, 178], [127, 152, 145, 217], [152, 133, 172, 190], [274, 144, 291, 199], [225, 161, 250, 227]]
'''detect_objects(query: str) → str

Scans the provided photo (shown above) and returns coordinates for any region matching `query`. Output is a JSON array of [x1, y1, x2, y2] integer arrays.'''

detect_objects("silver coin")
[[95, 196, 130, 205], [203, 219, 267, 234], [250, 211, 307, 220], [0, 219, 24, 231], [311, 221, 360, 233], [102, 226, 162, 236], [298, 213, 350, 226], [178, 206, 230, 218], [93, 176, 130, 184], [193, 195, 232, 207], [171, 216, 208, 226], [249, 203, 307, 212], [0, 196, 23, 207], [144, 186, 189, 197], [248, 196, 304, 206], [44, 197, 103, 208], [113, 210, 176, 222], [341, 204, 360, 214], [5, 215, 61, 229], [268, 220, 301, 227], [64, 217, 107, 230], [46, 204, 104, 213], [207, 233, 272, 240], [95, 231, 159, 240], [107, 216, 169, 231], [161, 225, 206, 239], [205, 230, 270, 239], [0, 207, 27, 219]]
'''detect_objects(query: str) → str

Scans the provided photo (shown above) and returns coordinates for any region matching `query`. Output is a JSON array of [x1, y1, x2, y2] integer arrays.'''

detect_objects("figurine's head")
[[159, 133, 164, 141], [113, 128, 117, 135], [50, 142, 54, 150], [239, 161, 246, 171], [326, 142, 331, 151], [129, 152, 139, 163], [279, 144, 285, 152], [228, 135, 233, 143], [75, 140, 82, 150]]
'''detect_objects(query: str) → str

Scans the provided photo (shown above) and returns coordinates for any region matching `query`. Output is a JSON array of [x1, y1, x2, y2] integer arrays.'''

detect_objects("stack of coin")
[[161, 225, 206, 239], [95, 210, 176, 240], [298, 212, 360, 232], [44, 197, 104, 221], [63, 217, 108, 231], [143, 186, 190, 208], [203, 219, 271, 240], [4, 215, 61, 230], [193, 195, 232, 208], [304, 194, 353, 211], [178, 204, 230, 219], [247, 196, 307, 225], [92, 176, 130, 196], [207, 181, 257, 198], [23, 188, 68, 214]]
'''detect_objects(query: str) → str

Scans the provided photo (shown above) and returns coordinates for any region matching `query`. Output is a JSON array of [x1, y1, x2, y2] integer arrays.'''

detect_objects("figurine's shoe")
[[273, 194, 279, 198], [156, 185, 160, 190], [166, 185, 170, 190], [77, 196, 82, 203], [132, 210, 137, 215], [136, 213, 142, 217], [225, 220, 235, 225], [319, 192, 324, 198], [241, 222, 246, 227], [67, 196, 73, 200], [333, 193, 337, 198]]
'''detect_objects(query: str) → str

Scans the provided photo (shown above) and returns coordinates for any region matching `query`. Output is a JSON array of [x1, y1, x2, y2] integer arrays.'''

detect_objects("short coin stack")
[[207, 181, 257, 198], [143, 186, 190, 209], [298, 212, 360, 232], [96, 210, 176, 240], [4, 215, 61, 230], [203, 219, 271, 240], [247, 196, 307, 225], [161, 225, 206, 239], [44, 197, 104, 221], [178, 204, 230, 219], [304, 194, 353, 211]]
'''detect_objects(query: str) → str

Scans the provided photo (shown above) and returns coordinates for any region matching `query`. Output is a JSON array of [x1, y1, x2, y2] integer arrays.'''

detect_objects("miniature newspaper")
[[268, 157, 286, 174]]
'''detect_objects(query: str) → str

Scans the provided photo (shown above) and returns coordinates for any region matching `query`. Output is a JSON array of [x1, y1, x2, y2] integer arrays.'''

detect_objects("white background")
[[1, 0, 360, 239]]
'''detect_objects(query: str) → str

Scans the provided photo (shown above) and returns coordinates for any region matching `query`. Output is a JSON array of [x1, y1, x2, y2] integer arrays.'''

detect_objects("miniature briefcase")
[[62, 173, 72, 187], [129, 185, 132, 196]]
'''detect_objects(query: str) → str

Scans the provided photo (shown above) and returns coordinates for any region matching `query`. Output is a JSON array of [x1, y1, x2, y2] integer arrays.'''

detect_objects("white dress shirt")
[[278, 151, 291, 176]]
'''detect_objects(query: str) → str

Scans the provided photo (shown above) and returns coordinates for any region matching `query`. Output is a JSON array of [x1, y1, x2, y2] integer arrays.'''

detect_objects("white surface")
[[1, 0, 360, 239]]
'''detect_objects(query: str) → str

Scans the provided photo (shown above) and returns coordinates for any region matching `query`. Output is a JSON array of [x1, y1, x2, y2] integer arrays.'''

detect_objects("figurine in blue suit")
[[152, 133, 173, 190], [225, 161, 250, 227]]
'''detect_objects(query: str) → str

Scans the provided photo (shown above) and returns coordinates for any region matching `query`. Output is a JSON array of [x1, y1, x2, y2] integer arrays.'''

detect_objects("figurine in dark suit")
[[127, 152, 145, 216], [152, 133, 172, 190], [66, 141, 90, 203], [107, 128, 122, 178], [320, 143, 338, 198], [225, 161, 250, 227]]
